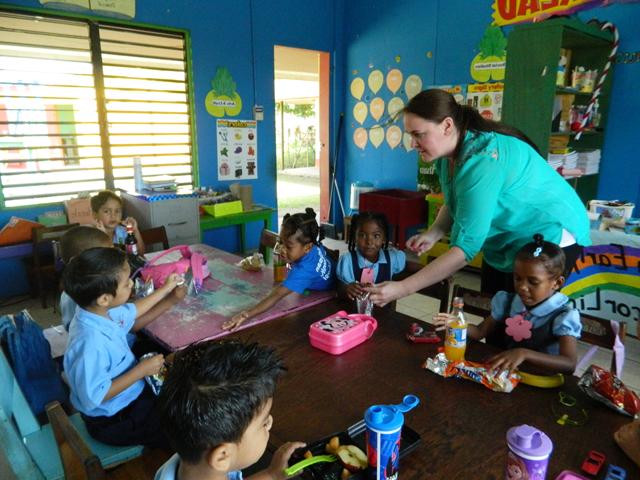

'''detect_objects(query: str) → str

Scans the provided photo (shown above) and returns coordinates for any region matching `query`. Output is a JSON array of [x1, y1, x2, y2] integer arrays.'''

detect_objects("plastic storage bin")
[[309, 311, 377, 355], [201, 200, 243, 217]]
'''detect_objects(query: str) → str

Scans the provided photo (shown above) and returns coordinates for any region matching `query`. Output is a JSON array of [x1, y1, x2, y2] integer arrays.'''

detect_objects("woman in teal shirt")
[[369, 89, 590, 305]]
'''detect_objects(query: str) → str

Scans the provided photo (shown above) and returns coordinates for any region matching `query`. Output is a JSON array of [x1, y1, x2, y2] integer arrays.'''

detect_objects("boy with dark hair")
[[155, 340, 305, 480], [63, 247, 182, 448]]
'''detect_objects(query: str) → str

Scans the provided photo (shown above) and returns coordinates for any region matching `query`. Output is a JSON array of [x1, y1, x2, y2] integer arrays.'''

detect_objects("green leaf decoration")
[[478, 26, 507, 58], [211, 67, 237, 97]]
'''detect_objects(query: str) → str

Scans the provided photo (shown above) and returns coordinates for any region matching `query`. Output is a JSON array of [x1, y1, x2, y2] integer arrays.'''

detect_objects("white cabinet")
[[122, 192, 200, 246]]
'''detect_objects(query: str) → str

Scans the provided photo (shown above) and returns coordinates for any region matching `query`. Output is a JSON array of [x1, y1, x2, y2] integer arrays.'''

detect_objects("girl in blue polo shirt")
[[337, 212, 406, 300], [224, 208, 334, 331], [434, 234, 582, 374]]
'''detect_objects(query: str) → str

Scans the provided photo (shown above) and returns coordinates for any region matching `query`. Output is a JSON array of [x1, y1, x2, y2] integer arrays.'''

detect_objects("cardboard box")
[[64, 197, 93, 225], [589, 200, 635, 222]]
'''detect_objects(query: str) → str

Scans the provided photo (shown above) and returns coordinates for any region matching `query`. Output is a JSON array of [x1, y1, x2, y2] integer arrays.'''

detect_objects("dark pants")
[[480, 243, 584, 296], [82, 385, 170, 449]]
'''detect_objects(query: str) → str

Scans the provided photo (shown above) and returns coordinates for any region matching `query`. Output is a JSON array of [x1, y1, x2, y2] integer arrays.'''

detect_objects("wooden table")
[[231, 299, 639, 479], [199, 205, 275, 260], [143, 244, 334, 351]]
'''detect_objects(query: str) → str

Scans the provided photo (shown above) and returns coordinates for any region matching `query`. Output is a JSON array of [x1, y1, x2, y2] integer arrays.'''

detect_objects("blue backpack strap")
[[350, 250, 362, 283], [375, 249, 392, 283]]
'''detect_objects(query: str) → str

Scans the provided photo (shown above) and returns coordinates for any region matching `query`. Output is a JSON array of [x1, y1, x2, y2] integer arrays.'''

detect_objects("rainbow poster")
[[561, 244, 640, 336]]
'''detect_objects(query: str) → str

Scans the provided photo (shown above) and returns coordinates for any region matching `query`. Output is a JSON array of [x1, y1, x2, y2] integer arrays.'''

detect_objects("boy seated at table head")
[[62, 246, 182, 448], [59, 225, 113, 331], [155, 339, 305, 480], [434, 234, 581, 375], [337, 211, 406, 300], [91, 189, 146, 254], [223, 207, 335, 331]]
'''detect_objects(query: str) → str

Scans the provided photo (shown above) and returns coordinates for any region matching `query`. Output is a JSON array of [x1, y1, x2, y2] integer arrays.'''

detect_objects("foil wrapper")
[[424, 352, 520, 393], [578, 364, 640, 417], [134, 276, 154, 299], [140, 352, 165, 396]]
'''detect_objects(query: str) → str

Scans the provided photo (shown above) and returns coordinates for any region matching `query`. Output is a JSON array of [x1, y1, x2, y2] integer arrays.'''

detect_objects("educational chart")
[[217, 119, 257, 180], [466, 82, 504, 121]]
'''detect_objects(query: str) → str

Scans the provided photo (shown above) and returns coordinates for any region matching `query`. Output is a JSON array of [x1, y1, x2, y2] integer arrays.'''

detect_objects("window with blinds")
[[0, 11, 194, 208]]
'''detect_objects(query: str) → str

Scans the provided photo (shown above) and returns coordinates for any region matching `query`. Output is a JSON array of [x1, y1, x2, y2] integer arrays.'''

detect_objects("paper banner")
[[353, 101, 368, 125], [369, 125, 384, 148], [405, 74, 422, 100], [403, 132, 413, 151], [386, 69, 403, 94], [386, 125, 402, 149], [353, 128, 368, 150], [350, 77, 365, 100], [368, 70, 383, 94], [370, 97, 385, 121], [387, 97, 404, 118]]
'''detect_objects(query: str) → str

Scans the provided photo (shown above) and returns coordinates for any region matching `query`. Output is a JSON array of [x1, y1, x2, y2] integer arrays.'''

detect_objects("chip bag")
[[578, 364, 640, 416], [424, 352, 520, 393]]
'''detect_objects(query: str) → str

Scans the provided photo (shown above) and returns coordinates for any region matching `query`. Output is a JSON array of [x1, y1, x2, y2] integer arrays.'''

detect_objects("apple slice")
[[346, 445, 368, 469], [337, 445, 366, 472]]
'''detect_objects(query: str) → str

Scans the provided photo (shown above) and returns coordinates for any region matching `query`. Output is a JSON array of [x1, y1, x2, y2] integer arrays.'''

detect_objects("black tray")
[[289, 420, 421, 479]]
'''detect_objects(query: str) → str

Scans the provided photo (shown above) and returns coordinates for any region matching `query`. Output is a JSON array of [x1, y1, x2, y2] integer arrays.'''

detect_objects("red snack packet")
[[578, 364, 640, 416]]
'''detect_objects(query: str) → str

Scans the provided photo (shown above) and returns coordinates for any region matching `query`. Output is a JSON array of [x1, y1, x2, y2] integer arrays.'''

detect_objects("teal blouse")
[[435, 131, 591, 272]]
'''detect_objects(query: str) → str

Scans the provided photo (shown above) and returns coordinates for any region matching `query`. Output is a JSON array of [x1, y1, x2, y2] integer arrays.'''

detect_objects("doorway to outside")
[[274, 46, 329, 228]]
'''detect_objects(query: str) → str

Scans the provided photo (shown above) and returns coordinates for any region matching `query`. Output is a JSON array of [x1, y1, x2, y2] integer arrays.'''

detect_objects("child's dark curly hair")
[[281, 207, 323, 245], [515, 233, 566, 278], [347, 211, 390, 252]]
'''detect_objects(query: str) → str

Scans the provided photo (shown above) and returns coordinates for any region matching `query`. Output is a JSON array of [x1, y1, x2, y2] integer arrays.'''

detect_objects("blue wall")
[[340, 0, 640, 216]]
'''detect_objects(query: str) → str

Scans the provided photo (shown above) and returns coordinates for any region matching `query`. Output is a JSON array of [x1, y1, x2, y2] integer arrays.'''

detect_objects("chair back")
[[451, 284, 492, 318], [259, 229, 279, 264], [140, 226, 169, 252], [578, 313, 626, 375]]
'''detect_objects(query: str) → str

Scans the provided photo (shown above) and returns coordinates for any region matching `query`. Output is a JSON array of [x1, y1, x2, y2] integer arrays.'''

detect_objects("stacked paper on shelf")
[[577, 150, 601, 175], [547, 150, 578, 170], [143, 175, 177, 192]]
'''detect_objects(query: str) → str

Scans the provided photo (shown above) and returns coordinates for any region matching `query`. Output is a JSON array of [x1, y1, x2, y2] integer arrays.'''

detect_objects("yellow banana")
[[517, 371, 564, 388]]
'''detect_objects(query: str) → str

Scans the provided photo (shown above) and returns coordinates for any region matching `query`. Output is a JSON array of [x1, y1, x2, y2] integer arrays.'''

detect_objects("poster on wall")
[[431, 85, 466, 104], [466, 83, 504, 121], [216, 120, 257, 180], [561, 244, 640, 337]]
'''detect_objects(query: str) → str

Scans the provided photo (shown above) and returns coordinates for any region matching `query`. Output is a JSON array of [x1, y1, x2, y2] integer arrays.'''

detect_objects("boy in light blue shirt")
[[155, 340, 305, 480], [63, 247, 183, 447]]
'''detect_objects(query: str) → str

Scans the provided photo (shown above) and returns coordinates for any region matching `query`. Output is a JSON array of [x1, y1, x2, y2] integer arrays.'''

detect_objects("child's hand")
[[94, 220, 107, 233], [432, 313, 456, 331], [123, 216, 138, 231], [266, 441, 307, 479], [346, 282, 366, 300], [137, 353, 164, 377], [488, 348, 527, 374], [223, 311, 250, 331], [162, 273, 181, 290]]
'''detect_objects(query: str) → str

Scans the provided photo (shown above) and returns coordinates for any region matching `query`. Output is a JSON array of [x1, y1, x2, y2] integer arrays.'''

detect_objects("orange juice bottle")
[[444, 296, 467, 362], [273, 252, 287, 283]]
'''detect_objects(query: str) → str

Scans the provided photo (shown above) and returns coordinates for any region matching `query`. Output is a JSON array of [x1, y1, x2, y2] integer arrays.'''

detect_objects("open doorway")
[[274, 46, 329, 226]]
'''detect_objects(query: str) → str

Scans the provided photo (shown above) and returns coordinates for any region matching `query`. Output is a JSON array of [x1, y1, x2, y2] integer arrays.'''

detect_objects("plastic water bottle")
[[444, 296, 467, 362], [125, 225, 138, 255]]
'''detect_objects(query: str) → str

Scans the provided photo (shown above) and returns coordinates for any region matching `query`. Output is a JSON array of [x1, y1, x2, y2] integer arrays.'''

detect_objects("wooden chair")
[[0, 345, 143, 479], [140, 226, 169, 252], [258, 229, 279, 265], [578, 313, 627, 375], [31, 223, 79, 309]]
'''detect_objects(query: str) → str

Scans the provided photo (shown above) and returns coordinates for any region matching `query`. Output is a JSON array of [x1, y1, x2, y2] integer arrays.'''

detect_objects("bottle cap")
[[506, 425, 553, 459], [452, 296, 464, 307], [364, 395, 419, 432], [126, 224, 134, 232]]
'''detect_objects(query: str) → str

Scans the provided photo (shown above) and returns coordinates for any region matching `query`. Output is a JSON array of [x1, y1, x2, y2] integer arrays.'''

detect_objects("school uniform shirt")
[[154, 454, 242, 480], [435, 130, 591, 272], [282, 244, 335, 294], [60, 291, 136, 347], [489, 291, 582, 355], [336, 248, 406, 284], [112, 224, 127, 245], [64, 303, 144, 417]]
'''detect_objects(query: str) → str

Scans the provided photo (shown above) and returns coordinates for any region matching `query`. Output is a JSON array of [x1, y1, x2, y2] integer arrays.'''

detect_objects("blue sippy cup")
[[364, 394, 419, 480]]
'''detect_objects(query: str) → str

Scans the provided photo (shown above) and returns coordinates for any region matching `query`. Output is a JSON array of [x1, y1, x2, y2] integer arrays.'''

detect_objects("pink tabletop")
[[143, 244, 335, 351]]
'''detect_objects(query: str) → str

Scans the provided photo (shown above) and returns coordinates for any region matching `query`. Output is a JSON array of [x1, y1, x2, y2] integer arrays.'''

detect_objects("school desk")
[[199, 205, 275, 261], [143, 244, 334, 351], [229, 299, 640, 479]]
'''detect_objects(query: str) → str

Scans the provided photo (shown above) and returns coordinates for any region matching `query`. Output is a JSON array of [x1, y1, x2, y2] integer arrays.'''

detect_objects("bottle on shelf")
[[125, 224, 138, 255], [444, 296, 467, 362]]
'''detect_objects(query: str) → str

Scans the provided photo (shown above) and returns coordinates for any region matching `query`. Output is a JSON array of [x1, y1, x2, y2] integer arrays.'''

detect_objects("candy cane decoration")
[[575, 21, 619, 140]]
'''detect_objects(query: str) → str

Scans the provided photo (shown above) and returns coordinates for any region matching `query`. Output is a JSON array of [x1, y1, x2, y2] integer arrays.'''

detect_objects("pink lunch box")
[[308, 310, 378, 355]]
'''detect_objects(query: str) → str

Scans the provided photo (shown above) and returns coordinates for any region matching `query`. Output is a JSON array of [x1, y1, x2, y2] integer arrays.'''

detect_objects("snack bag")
[[424, 352, 520, 393], [237, 252, 264, 272], [578, 364, 640, 416], [140, 352, 166, 395]]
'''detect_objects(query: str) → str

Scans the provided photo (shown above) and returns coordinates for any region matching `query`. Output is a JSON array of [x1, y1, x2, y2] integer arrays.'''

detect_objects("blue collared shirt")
[[154, 454, 243, 480], [64, 303, 144, 417], [283, 244, 335, 294], [336, 248, 406, 284]]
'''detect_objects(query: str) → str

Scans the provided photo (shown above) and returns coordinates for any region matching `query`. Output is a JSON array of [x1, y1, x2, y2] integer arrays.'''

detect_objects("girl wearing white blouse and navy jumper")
[[434, 234, 582, 374], [337, 212, 406, 300]]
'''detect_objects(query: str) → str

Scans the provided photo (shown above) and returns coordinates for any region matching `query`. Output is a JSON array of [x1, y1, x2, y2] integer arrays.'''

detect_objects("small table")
[[199, 205, 275, 261]]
